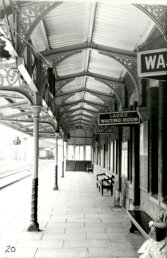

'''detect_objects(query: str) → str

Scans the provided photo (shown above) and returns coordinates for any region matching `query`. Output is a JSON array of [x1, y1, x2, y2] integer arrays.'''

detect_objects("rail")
[[0, 168, 31, 190]]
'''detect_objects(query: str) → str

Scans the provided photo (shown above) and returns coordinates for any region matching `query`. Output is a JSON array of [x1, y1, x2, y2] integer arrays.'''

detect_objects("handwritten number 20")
[[5, 246, 16, 253]]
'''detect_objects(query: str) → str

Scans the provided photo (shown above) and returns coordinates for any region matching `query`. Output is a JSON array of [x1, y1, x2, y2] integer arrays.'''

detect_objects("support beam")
[[60, 113, 96, 125], [59, 99, 108, 108], [0, 118, 56, 132], [55, 71, 123, 83], [60, 107, 98, 116], [40, 20, 51, 50], [1, 111, 32, 119], [56, 87, 114, 98], [0, 100, 28, 110], [40, 42, 136, 58]]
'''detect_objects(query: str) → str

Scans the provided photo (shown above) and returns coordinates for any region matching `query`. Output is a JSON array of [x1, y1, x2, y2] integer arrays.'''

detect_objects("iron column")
[[27, 105, 41, 231], [53, 135, 59, 190]]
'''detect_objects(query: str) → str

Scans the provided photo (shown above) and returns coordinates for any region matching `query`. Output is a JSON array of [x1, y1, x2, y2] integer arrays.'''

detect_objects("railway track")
[[0, 160, 55, 190], [0, 167, 31, 190]]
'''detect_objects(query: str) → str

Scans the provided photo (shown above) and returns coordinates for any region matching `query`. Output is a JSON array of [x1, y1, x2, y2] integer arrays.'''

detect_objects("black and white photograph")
[[0, 0, 167, 257]]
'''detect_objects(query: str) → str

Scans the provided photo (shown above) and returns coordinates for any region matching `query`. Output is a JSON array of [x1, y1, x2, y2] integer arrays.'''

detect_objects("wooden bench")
[[127, 210, 152, 239], [96, 171, 114, 196]]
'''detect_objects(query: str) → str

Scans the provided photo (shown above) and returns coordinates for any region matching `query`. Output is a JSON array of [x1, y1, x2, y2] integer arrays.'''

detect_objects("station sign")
[[96, 126, 118, 134], [137, 48, 167, 77], [98, 111, 140, 126]]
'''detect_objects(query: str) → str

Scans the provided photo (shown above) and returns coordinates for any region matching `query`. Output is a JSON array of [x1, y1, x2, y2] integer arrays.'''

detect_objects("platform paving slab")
[[0, 165, 145, 258]]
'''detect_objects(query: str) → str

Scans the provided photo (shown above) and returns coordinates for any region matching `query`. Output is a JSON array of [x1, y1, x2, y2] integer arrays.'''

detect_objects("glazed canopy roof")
[[0, 1, 166, 136]]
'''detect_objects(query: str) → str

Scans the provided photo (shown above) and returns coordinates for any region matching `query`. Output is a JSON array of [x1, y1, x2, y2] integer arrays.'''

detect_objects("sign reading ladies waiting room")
[[98, 111, 140, 126], [137, 48, 167, 77]]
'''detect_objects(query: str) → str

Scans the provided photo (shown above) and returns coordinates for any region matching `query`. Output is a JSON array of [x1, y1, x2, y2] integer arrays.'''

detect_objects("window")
[[86, 145, 91, 160], [110, 140, 117, 173], [75, 146, 83, 160], [121, 141, 128, 178], [110, 141, 114, 172], [68, 145, 74, 160], [140, 122, 148, 192]]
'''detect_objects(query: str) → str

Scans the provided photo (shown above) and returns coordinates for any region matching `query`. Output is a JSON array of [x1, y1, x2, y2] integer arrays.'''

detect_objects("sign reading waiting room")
[[98, 111, 140, 126], [96, 126, 118, 134], [137, 48, 167, 77]]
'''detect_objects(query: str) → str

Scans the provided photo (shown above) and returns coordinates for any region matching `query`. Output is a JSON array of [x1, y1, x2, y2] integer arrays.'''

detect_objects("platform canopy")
[[0, 1, 166, 137]]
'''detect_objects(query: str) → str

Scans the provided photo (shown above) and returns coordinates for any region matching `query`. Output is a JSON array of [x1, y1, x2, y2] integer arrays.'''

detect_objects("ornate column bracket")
[[60, 113, 96, 125], [89, 92, 113, 112], [55, 78, 75, 94], [0, 67, 34, 99], [98, 50, 138, 91], [88, 103, 106, 112], [18, 2, 62, 55], [46, 50, 82, 67], [95, 78, 123, 108], [55, 104, 74, 119], [39, 117, 57, 132], [55, 95, 75, 119], [55, 94, 74, 107], [0, 86, 33, 106], [134, 4, 167, 42], [59, 104, 74, 113]]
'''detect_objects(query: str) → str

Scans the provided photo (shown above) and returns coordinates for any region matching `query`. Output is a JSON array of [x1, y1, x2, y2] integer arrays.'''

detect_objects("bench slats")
[[96, 171, 114, 196]]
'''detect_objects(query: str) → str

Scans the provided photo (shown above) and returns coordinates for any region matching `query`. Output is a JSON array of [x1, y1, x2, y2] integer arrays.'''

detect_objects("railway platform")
[[0, 161, 144, 258]]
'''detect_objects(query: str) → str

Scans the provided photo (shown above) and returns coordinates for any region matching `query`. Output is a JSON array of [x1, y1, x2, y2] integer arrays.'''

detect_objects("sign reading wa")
[[137, 48, 167, 77], [98, 111, 140, 126]]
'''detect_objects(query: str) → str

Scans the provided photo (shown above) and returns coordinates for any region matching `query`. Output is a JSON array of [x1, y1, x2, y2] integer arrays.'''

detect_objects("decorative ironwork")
[[39, 117, 57, 131], [18, 2, 62, 55], [0, 67, 34, 99], [55, 94, 73, 107], [55, 104, 71, 118], [99, 50, 138, 90], [0, 86, 33, 106], [19, 3, 53, 34], [55, 78, 74, 93], [95, 78, 123, 107], [60, 105, 74, 112], [134, 4, 167, 41], [46, 50, 82, 67], [90, 92, 112, 111]]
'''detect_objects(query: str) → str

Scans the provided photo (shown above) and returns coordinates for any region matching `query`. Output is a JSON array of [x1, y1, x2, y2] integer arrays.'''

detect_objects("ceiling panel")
[[1, 1, 160, 134], [93, 4, 154, 51], [65, 92, 83, 103], [82, 103, 99, 111], [86, 77, 111, 94], [43, 2, 91, 49], [61, 77, 84, 92], [84, 92, 104, 104], [89, 49, 125, 78], [56, 51, 86, 76]]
